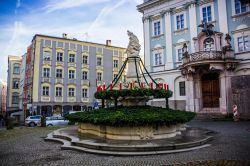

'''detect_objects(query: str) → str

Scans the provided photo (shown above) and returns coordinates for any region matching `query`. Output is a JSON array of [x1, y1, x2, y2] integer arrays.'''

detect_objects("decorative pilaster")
[[143, 17, 151, 72], [218, 0, 229, 46], [188, 3, 197, 53], [164, 11, 173, 70]]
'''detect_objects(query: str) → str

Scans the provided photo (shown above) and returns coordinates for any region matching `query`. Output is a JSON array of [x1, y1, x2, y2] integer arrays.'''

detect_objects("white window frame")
[[43, 51, 51, 61], [43, 68, 50, 78], [82, 55, 88, 64], [55, 87, 62, 97], [152, 19, 162, 36], [68, 88, 75, 97], [56, 69, 63, 78], [154, 53, 163, 66], [113, 60, 118, 68], [56, 52, 63, 62], [13, 64, 20, 74], [69, 54, 75, 63], [97, 57, 102, 66], [82, 71, 88, 80], [97, 72, 102, 81], [82, 88, 88, 98], [68, 70, 75, 79], [175, 12, 186, 30], [232, 0, 250, 15], [237, 35, 249, 52], [44, 40, 52, 47], [199, 2, 215, 23], [42, 86, 49, 96]]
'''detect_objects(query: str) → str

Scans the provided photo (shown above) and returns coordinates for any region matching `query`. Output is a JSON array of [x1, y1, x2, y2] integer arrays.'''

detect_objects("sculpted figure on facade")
[[126, 30, 141, 57]]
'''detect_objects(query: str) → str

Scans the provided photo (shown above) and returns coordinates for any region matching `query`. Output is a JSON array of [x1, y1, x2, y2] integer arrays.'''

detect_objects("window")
[[97, 57, 102, 66], [56, 69, 63, 78], [12, 93, 19, 104], [113, 60, 118, 68], [177, 49, 183, 61], [57, 52, 63, 62], [97, 72, 102, 81], [82, 88, 88, 98], [70, 43, 76, 50], [82, 56, 88, 64], [204, 38, 214, 51], [43, 68, 50, 77], [68, 88, 75, 97], [235, 0, 250, 14], [202, 6, 212, 22], [12, 79, 19, 89], [13, 64, 20, 74], [82, 71, 88, 80], [154, 21, 161, 36], [44, 40, 51, 47], [69, 70, 75, 79], [69, 54, 75, 63], [56, 87, 62, 97], [176, 14, 184, 30], [179, 81, 185, 96], [238, 35, 249, 52], [154, 53, 163, 66], [42, 86, 49, 96], [43, 51, 51, 61]]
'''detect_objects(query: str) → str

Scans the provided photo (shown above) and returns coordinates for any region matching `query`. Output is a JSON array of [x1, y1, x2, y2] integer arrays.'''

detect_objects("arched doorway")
[[201, 73, 220, 108]]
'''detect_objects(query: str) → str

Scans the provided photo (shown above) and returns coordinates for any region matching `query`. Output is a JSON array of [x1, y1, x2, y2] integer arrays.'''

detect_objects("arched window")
[[204, 38, 214, 51]]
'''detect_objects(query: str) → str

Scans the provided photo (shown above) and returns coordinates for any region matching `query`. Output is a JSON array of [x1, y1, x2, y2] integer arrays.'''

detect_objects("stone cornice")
[[231, 27, 250, 34], [198, 0, 214, 6]]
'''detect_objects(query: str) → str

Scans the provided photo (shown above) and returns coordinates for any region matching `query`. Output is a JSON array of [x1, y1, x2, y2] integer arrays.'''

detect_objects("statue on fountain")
[[126, 30, 141, 57]]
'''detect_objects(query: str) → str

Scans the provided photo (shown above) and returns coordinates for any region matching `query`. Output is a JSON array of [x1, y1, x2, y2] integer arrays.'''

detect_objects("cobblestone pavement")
[[0, 121, 250, 166]]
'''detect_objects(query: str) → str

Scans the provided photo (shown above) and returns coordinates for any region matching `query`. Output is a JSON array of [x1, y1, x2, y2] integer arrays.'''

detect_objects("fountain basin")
[[78, 123, 186, 140]]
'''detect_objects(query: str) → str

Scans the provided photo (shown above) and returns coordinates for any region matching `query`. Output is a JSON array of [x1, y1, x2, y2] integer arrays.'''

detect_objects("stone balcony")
[[181, 50, 239, 74], [182, 51, 223, 65]]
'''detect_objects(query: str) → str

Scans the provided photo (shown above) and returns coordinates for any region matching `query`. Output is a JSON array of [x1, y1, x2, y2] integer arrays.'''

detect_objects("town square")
[[0, 0, 250, 165]]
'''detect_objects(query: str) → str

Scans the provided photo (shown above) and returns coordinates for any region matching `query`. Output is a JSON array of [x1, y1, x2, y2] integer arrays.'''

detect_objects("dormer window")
[[204, 38, 214, 51]]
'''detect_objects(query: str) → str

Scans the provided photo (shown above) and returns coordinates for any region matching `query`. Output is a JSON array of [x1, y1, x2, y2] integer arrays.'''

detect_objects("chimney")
[[62, 33, 68, 38], [106, 40, 111, 46]]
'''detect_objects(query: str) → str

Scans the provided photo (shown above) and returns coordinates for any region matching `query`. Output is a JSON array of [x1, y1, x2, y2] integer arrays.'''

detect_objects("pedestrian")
[[233, 105, 239, 122]]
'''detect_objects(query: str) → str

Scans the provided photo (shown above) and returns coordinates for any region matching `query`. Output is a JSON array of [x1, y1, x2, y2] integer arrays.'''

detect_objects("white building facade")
[[138, 0, 250, 118]]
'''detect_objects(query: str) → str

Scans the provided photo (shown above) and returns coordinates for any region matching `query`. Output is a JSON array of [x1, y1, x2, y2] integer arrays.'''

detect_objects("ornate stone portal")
[[180, 24, 240, 113]]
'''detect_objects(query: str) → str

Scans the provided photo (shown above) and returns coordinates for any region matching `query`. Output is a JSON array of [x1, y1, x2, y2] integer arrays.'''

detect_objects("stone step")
[[194, 112, 227, 120]]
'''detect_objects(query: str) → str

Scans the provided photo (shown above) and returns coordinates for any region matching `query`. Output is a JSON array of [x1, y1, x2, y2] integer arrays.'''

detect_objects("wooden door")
[[202, 74, 220, 107]]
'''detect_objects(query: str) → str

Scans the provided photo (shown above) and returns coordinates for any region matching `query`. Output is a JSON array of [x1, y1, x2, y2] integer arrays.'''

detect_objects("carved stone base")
[[78, 123, 186, 140]]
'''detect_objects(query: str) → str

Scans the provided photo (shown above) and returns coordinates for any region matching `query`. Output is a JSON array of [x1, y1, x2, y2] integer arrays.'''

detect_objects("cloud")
[[43, 0, 110, 13], [0, 0, 143, 81]]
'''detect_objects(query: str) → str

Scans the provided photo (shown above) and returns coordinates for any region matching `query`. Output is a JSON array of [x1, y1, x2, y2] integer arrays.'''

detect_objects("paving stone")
[[0, 121, 250, 166]]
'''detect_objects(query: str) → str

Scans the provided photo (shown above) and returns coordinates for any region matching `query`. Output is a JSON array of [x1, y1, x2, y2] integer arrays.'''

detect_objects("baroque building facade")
[[7, 56, 22, 113], [24, 34, 126, 117], [138, 0, 250, 118]]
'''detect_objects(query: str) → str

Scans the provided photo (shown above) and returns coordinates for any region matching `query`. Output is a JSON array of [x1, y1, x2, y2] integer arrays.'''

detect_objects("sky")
[[0, 0, 144, 81]]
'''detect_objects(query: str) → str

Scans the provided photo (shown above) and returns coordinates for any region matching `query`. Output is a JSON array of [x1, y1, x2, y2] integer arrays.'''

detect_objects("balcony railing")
[[183, 51, 223, 64]]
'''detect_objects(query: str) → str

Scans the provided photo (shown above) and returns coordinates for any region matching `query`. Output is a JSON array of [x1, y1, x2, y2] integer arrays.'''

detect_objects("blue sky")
[[0, 0, 143, 81]]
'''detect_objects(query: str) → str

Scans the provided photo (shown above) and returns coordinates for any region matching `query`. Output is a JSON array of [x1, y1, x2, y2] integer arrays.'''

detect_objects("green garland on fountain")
[[94, 88, 173, 100]]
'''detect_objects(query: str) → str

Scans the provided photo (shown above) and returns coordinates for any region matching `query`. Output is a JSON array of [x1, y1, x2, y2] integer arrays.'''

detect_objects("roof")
[[33, 34, 126, 50]]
